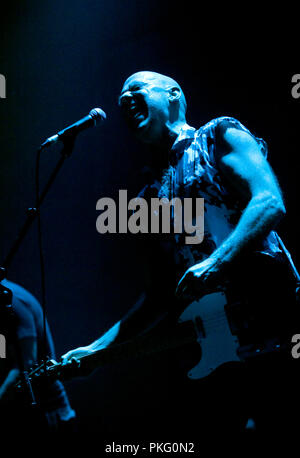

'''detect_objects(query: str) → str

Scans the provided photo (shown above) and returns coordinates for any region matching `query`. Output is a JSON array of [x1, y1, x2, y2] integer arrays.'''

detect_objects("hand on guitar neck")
[[60, 320, 123, 375], [15, 349, 99, 392], [60, 346, 98, 376]]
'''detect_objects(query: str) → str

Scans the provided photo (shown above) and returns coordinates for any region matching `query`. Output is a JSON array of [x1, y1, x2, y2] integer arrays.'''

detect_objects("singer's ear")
[[168, 87, 181, 103]]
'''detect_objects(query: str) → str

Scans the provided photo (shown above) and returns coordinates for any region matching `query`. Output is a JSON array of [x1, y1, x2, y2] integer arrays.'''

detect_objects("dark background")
[[0, 0, 299, 438]]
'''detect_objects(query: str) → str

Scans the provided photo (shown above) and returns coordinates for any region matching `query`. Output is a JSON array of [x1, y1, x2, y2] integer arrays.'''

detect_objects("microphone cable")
[[35, 147, 48, 368]]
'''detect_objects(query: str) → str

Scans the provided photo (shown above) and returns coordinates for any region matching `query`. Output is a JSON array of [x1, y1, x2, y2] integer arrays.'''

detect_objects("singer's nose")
[[118, 91, 133, 107]]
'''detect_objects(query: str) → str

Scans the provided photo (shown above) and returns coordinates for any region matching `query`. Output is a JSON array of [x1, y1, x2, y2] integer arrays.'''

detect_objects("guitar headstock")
[[15, 359, 61, 391], [15, 356, 86, 394]]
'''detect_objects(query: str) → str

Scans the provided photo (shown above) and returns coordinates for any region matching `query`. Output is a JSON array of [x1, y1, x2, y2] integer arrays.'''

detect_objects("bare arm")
[[176, 124, 285, 296], [61, 292, 163, 363], [212, 127, 284, 261]]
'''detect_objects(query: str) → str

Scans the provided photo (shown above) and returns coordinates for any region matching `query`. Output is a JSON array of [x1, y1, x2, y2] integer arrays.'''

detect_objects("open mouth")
[[123, 98, 148, 128]]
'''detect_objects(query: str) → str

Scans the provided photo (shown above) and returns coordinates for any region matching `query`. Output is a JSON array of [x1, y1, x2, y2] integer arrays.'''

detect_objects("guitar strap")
[[275, 233, 300, 282], [275, 233, 300, 306]]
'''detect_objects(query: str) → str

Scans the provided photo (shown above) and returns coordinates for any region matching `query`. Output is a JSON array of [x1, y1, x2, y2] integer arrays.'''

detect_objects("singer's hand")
[[61, 346, 95, 377], [176, 257, 221, 301]]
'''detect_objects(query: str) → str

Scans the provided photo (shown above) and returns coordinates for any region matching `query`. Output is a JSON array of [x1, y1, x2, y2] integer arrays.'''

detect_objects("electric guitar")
[[15, 286, 291, 393]]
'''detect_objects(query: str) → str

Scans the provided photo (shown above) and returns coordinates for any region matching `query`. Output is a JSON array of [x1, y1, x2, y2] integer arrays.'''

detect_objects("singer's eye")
[[118, 82, 147, 106], [130, 85, 141, 92]]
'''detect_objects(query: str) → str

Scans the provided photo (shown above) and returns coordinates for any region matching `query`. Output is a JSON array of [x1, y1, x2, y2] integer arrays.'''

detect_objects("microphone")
[[40, 108, 106, 149]]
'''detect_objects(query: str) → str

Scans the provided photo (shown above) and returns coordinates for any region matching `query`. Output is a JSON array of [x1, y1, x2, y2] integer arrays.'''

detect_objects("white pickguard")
[[179, 292, 240, 380]]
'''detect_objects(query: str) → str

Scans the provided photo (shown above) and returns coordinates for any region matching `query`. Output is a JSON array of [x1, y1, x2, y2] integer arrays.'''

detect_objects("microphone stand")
[[1, 137, 75, 272], [0, 136, 76, 406]]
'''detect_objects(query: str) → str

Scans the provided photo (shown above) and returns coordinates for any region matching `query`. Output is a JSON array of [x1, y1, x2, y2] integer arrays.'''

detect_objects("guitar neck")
[[16, 321, 197, 388], [72, 320, 196, 373]]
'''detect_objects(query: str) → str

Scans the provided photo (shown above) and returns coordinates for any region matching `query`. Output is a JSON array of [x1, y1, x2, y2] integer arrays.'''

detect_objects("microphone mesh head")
[[89, 108, 107, 124]]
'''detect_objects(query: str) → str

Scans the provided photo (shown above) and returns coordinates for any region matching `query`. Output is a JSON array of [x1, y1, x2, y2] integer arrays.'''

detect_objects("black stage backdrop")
[[0, 0, 299, 443]]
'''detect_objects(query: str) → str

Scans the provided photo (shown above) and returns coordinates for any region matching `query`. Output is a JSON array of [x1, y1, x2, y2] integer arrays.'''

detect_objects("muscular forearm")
[[210, 192, 285, 268], [62, 292, 167, 365], [88, 321, 122, 351], [88, 293, 160, 350]]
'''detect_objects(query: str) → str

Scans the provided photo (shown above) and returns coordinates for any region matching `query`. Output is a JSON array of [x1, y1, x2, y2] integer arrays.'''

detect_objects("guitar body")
[[178, 292, 240, 380], [17, 252, 297, 391], [175, 250, 298, 380]]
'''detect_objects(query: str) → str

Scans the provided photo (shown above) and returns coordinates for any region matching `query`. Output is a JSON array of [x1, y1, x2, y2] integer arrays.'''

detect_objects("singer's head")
[[118, 71, 187, 146]]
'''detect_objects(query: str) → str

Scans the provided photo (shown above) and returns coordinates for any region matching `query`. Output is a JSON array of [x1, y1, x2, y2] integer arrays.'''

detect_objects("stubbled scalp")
[[125, 71, 179, 89], [124, 71, 187, 112]]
